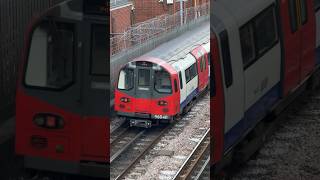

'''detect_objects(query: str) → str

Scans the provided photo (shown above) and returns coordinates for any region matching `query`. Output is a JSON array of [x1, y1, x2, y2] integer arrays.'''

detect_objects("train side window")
[[185, 68, 191, 83], [91, 24, 107, 76], [300, 0, 308, 25], [254, 6, 278, 55], [315, 0, 320, 11], [179, 72, 183, 89], [240, 24, 255, 68], [289, 0, 298, 32], [25, 22, 74, 89], [174, 79, 178, 92], [219, 30, 233, 88]]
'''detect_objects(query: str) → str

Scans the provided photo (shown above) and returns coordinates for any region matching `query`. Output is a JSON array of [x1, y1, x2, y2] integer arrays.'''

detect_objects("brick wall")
[[110, 4, 133, 34], [132, 0, 209, 23]]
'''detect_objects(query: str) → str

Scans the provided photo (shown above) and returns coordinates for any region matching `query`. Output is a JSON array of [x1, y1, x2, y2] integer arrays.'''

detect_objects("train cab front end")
[[15, 0, 108, 178], [114, 59, 180, 128]]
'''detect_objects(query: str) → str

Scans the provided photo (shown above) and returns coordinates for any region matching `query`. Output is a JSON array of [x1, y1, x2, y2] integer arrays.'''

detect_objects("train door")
[[134, 62, 153, 113], [278, 0, 302, 95], [299, 0, 316, 79], [80, 22, 108, 161], [178, 70, 187, 110], [192, 47, 209, 92], [278, 0, 316, 95], [211, 32, 225, 166]]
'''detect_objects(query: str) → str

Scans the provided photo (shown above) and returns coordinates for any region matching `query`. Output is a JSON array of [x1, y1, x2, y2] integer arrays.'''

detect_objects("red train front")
[[114, 22, 210, 128], [114, 59, 180, 127], [15, 0, 108, 177]]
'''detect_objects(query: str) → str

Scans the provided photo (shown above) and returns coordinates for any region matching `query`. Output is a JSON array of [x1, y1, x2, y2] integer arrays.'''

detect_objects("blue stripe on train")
[[316, 46, 320, 65], [223, 83, 281, 151], [180, 88, 199, 111]]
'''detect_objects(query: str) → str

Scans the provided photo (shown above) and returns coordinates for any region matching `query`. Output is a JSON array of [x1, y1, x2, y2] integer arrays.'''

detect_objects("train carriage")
[[211, 0, 319, 175], [15, 0, 108, 177], [114, 22, 210, 128]]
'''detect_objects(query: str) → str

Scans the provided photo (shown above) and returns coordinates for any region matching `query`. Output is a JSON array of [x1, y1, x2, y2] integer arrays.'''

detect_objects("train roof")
[[144, 21, 210, 65]]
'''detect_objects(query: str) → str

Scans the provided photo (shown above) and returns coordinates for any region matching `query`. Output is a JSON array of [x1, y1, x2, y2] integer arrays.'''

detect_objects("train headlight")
[[158, 100, 168, 106], [33, 114, 65, 129], [120, 97, 130, 103]]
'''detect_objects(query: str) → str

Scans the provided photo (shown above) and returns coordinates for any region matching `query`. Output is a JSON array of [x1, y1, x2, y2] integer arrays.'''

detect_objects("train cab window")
[[254, 6, 278, 55], [179, 72, 183, 89], [300, 0, 308, 25], [240, 25, 255, 67], [25, 22, 74, 89], [118, 68, 134, 90], [138, 69, 151, 89], [154, 70, 172, 94], [289, 0, 298, 32], [219, 30, 233, 88], [91, 25, 107, 76]]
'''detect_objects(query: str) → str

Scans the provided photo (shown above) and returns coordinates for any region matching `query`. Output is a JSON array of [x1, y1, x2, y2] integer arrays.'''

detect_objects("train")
[[211, 0, 320, 177], [15, 0, 108, 177], [114, 22, 210, 128]]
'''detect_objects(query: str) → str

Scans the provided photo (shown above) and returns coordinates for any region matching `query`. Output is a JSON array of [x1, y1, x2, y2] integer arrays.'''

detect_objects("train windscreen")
[[25, 22, 74, 89]]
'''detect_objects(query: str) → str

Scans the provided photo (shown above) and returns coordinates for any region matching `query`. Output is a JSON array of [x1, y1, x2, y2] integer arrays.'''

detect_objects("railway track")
[[110, 126, 170, 180], [173, 130, 210, 180], [121, 93, 210, 180]]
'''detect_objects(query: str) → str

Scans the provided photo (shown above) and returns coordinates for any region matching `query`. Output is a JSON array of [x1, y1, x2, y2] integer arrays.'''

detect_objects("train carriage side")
[[15, 0, 108, 177], [211, 0, 317, 175], [316, 0, 320, 63]]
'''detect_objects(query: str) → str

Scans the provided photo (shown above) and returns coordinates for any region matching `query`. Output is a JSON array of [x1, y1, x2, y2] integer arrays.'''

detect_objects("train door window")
[[219, 30, 233, 88], [289, 0, 298, 32], [91, 25, 107, 76], [315, 0, 320, 11], [300, 0, 308, 25], [25, 22, 74, 89], [179, 71, 183, 89], [254, 6, 278, 55], [174, 79, 178, 92], [154, 70, 172, 94], [138, 69, 151, 89], [240, 24, 255, 68], [118, 68, 134, 90], [200, 57, 204, 72]]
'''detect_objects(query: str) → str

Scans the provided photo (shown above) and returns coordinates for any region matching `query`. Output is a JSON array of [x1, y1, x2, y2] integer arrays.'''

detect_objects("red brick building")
[[110, 0, 133, 35]]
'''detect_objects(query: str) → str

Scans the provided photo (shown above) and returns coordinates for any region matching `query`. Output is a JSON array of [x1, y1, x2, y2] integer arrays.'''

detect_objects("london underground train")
[[114, 22, 210, 128], [211, 0, 320, 176], [15, 0, 108, 177]]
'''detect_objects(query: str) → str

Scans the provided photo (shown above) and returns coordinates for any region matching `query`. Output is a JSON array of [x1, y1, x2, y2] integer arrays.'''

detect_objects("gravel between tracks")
[[124, 94, 210, 180], [232, 90, 320, 180]]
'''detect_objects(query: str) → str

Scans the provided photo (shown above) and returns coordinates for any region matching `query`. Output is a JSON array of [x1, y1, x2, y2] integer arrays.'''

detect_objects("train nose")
[[134, 99, 152, 113]]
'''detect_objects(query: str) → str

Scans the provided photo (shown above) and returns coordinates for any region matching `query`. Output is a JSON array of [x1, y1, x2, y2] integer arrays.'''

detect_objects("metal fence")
[[110, 2, 210, 56], [0, 0, 65, 121]]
